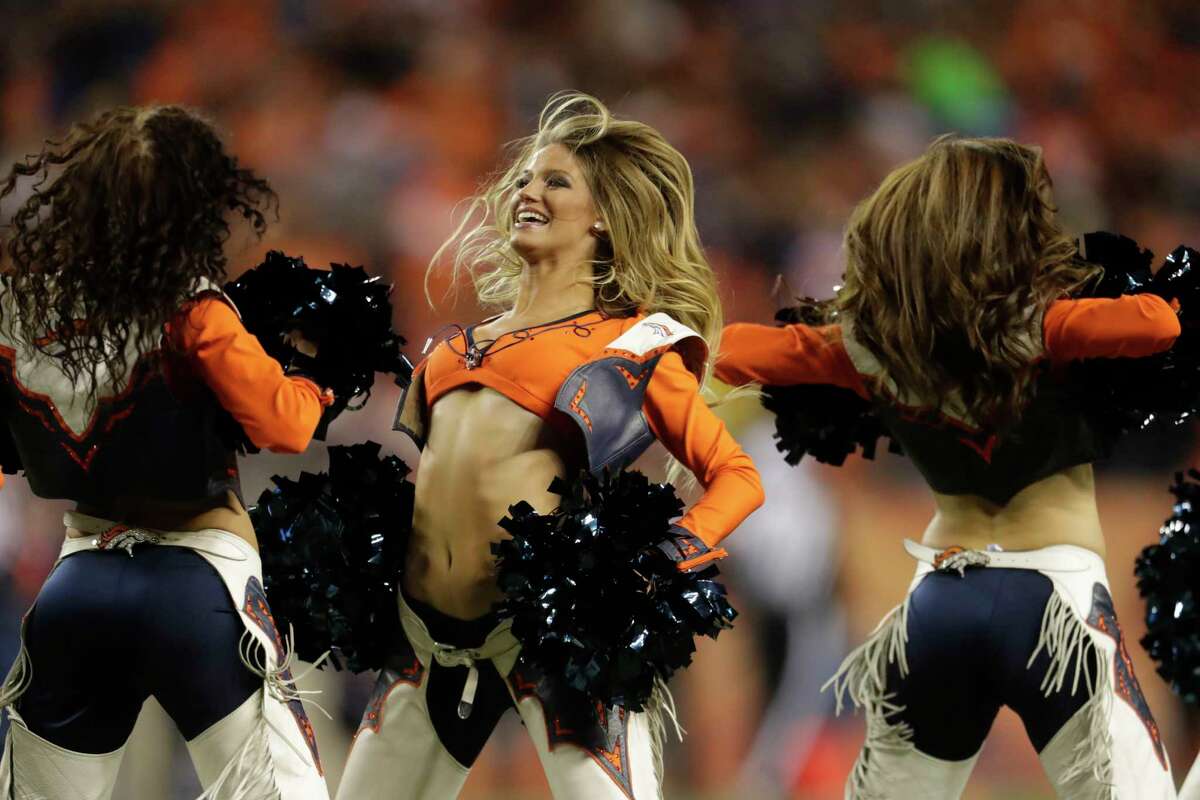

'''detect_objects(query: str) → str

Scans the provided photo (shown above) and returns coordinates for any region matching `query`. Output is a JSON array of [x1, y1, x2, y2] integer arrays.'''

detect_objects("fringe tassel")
[[197, 625, 334, 800], [193, 717, 280, 800], [1027, 591, 1114, 789], [642, 675, 685, 789], [822, 600, 914, 800], [823, 599, 910, 715], [846, 694, 915, 800], [0, 613, 34, 712], [0, 721, 13, 800], [0, 621, 34, 799], [0, 636, 32, 711], [237, 627, 333, 721]]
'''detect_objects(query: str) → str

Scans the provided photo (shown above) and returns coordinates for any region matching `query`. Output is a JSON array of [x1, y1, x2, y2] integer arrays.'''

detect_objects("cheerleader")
[[337, 92, 763, 800], [0, 105, 332, 799], [716, 136, 1178, 798]]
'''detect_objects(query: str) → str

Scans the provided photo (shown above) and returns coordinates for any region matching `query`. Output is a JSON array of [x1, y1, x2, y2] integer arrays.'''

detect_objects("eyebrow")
[[518, 167, 574, 180]]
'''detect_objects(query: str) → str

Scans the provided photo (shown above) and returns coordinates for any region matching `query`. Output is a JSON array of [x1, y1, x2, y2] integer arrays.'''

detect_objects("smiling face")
[[509, 143, 601, 265]]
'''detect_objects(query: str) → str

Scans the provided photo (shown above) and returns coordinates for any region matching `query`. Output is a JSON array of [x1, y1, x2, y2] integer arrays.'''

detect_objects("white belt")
[[60, 511, 251, 562], [398, 594, 520, 720], [903, 538, 1097, 574]]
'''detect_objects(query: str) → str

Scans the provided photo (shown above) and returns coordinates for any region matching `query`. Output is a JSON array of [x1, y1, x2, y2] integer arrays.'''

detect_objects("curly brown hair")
[[837, 135, 1100, 427], [0, 105, 276, 389]]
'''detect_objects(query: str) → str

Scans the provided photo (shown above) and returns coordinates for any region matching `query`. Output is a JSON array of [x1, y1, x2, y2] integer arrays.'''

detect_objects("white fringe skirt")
[[0, 512, 329, 800], [824, 539, 1175, 800]]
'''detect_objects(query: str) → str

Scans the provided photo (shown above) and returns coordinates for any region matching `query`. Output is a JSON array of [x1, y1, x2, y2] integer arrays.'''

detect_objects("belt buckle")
[[93, 525, 161, 556], [932, 545, 990, 577]]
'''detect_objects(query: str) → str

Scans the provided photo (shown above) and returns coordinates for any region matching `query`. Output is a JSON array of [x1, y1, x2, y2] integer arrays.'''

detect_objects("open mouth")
[[514, 209, 549, 228]]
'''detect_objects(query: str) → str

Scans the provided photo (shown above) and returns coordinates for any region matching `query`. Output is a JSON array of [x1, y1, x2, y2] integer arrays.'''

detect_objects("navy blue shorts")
[[16, 545, 260, 753], [888, 567, 1093, 759]]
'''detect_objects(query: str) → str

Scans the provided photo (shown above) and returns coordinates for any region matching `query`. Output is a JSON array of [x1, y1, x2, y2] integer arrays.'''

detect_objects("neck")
[[509, 254, 595, 320]]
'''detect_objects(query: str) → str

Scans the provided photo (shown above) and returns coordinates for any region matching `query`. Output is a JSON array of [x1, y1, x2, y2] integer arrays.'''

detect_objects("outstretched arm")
[[716, 322, 870, 398], [1042, 295, 1180, 362]]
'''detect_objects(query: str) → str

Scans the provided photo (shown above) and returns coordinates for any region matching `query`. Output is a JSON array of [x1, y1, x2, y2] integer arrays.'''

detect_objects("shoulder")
[[602, 312, 708, 380], [168, 281, 245, 346], [182, 278, 241, 319], [832, 316, 879, 378]]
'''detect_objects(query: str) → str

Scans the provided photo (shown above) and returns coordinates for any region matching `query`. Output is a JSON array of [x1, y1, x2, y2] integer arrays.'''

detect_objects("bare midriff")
[[405, 386, 574, 621], [921, 463, 1106, 559], [67, 490, 257, 548]]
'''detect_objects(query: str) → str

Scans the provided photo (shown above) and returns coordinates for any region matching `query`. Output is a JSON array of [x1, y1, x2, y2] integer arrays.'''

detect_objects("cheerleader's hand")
[[282, 329, 319, 357], [656, 525, 727, 573]]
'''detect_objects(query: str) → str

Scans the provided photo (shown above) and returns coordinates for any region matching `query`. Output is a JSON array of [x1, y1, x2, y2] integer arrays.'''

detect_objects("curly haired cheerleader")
[[336, 92, 763, 800], [717, 137, 1179, 798], [0, 106, 333, 799]]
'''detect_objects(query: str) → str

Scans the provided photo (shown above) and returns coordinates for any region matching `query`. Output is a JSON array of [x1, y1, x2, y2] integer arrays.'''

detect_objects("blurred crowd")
[[2, 1, 1199, 797]]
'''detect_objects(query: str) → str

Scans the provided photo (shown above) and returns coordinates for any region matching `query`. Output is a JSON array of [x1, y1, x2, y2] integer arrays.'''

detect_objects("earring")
[[592, 221, 604, 231]]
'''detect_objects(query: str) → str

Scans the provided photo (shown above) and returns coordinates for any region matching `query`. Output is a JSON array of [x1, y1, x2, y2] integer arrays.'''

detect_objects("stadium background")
[[1, 1, 1199, 797]]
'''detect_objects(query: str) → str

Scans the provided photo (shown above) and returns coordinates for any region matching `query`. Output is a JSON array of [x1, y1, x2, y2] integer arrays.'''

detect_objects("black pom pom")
[[1080, 231, 1155, 297], [1073, 234, 1200, 437], [255, 441, 414, 672], [1152, 245, 1200, 323], [1137, 470, 1200, 704], [224, 252, 414, 439], [762, 384, 895, 466], [759, 302, 897, 466], [492, 469, 737, 711]]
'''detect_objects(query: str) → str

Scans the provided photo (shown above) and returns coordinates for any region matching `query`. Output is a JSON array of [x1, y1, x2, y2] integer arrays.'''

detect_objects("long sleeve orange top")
[[715, 295, 1181, 391], [410, 310, 764, 547], [642, 350, 764, 546], [0, 294, 332, 490], [165, 296, 332, 453]]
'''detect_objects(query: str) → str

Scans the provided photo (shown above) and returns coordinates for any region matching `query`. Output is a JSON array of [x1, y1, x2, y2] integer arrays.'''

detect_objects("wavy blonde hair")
[[838, 135, 1100, 426], [429, 91, 722, 376]]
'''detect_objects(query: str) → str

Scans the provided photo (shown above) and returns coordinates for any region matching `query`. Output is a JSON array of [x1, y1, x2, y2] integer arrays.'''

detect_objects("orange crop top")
[[394, 310, 763, 546]]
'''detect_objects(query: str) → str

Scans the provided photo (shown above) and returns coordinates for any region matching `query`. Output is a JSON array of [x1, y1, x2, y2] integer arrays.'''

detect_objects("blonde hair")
[[838, 135, 1100, 426], [430, 91, 722, 376]]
